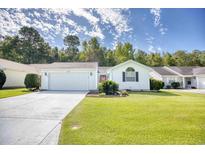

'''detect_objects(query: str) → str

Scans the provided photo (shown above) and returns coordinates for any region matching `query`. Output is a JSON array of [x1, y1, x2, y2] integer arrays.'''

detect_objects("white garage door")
[[48, 72, 89, 90], [198, 77, 205, 89]]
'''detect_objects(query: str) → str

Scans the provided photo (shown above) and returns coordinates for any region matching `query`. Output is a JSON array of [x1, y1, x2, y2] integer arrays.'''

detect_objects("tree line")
[[1, 26, 205, 67]]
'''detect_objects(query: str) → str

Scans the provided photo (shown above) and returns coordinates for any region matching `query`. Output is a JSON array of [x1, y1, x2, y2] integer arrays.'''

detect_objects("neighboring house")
[[0, 58, 38, 88], [1, 58, 205, 90], [151, 66, 205, 89]]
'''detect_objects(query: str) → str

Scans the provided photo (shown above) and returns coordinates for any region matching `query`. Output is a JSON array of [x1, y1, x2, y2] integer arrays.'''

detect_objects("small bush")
[[24, 74, 41, 91], [99, 93, 106, 96], [150, 78, 164, 91], [98, 83, 103, 93], [0, 70, 6, 89], [171, 82, 180, 89], [120, 90, 129, 97], [98, 80, 119, 95]]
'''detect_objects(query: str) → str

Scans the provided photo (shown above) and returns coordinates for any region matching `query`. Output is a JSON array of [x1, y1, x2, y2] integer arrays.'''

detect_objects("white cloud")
[[0, 8, 132, 47], [148, 45, 162, 53], [148, 45, 155, 52], [159, 25, 168, 35], [150, 8, 161, 27], [157, 47, 162, 51], [0, 8, 105, 44], [150, 8, 168, 35], [145, 34, 155, 44], [95, 8, 132, 43], [72, 9, 99, 25]]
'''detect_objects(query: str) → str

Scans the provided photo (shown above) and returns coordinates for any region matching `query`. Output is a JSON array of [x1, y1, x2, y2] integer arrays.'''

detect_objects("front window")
[[125, 67, 135, 82]]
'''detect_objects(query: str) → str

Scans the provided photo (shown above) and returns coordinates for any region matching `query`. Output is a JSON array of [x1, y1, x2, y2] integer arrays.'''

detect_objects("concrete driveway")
[[0, 91, 87, 145]]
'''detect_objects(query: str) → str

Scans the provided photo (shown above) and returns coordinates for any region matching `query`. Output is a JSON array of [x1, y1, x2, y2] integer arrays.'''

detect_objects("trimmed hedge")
[[0, 70, 6, 89], [24, 74, 41, 91], [150, 78, 164, 91], [171, 82, 180, 89], [98, 80, 119, 95]]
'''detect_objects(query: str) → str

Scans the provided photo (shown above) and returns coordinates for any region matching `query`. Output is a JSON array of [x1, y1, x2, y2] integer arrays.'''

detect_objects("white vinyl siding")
[[109, 61, 150, 90]]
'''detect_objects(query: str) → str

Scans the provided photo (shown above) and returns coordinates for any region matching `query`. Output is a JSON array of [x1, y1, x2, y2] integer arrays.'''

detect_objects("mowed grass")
[[0, 88, 30, 99], [59, 90, 205, 145]]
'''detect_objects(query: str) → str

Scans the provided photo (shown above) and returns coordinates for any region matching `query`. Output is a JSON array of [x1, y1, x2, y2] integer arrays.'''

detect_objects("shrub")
[[120, 90, 129, 97], [98, 80, 119, 95], [24, 74, 41, 91], [98, 83, 103, 93], [171, 82, 180, 89], [0, 70, 6, 89], [99, 93, 106, 96], [150, 78, 164, 91]]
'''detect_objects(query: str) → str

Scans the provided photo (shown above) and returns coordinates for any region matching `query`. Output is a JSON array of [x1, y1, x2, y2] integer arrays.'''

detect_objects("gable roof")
[[108, 60, 153, 72], [30, 62, 98, 70], [166, 66, 198, 75], [98, 67, 112, 74], [0, 58, 38, 73], [193, 67, 205, 75], [152, 66, 205, 76], [151, 67, 178, 75]]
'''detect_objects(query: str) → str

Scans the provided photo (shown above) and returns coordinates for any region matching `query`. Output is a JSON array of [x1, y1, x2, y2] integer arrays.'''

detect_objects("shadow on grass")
[[129, 90, 180, 96]]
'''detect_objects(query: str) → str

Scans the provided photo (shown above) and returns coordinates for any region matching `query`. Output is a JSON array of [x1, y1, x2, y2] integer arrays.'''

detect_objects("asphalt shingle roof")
[[151, 67, 178, 75], [98, 67, 112, 74], [193, 67, 205, 75], [166, 66, 198, 75], [30, 62, 98, 70], [0, 58, 38, 73]]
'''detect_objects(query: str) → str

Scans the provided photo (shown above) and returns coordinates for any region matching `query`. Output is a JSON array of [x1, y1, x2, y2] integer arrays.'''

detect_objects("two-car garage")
[[32, 62, 98, 91], [197, 76, 205, 89], [48, 72, 89, 90]]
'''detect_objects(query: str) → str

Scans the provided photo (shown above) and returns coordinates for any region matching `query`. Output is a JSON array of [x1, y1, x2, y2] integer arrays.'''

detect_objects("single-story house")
[[1, 58, 205, 90], [103, 60, 153, 90], [150, 66, 205, 89], [0, 58, 38, 87], [31, 60, 152, 91]]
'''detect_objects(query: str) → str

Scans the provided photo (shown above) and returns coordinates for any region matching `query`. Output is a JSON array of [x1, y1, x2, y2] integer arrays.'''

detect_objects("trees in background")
[[0, 36, 21, 62], [18, 27, 51, 64], [79, 37, 105, 66], [134, 50, 148, 65], [0, 26, 50, 64], [1, 26, 205, 67], [63, 35, 80, 62], [114, 42, 134, 64]]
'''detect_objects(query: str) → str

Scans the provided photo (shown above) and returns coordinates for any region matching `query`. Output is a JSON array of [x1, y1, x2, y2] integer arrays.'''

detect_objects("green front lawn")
[[0, 88, 30, 99], [59, 90, 205, 144]]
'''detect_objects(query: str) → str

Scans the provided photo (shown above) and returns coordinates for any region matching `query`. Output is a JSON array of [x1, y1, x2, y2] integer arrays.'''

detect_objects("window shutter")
[[122, 72, 125, 82], [136, 72, 138, 82]]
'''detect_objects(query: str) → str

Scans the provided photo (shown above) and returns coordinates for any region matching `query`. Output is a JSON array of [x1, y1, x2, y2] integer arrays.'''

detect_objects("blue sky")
[[0, 8, 205, 53]]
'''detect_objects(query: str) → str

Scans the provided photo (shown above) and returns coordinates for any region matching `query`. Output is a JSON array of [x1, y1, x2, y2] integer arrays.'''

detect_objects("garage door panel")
[[198, 77, 205, 89], [48, 72, 89, 90]]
